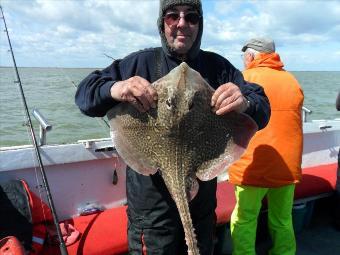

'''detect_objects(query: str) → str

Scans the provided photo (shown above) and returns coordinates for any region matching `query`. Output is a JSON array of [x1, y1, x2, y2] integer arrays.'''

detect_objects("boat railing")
[[32, 108, 52, 146], [27, 105, 315, 147], [302, 106, 312, 122]]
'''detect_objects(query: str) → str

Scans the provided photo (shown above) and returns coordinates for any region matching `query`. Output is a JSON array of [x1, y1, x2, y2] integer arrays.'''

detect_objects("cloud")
[[205, 0, 340, 40], [263, 1, 340, 34], [201, 0, 340, 70], [0, 0, 161, 67], [0, 0, 339, 70]]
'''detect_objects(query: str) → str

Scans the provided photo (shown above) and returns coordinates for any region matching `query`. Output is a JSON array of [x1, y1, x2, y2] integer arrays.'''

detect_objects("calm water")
[[0, 67, 339, 147]]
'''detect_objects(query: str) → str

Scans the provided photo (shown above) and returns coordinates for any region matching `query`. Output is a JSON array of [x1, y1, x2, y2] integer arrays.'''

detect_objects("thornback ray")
[[107, 62, 257, 255]]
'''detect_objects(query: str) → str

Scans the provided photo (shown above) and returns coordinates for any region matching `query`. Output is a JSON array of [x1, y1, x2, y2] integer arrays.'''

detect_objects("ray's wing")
[[194, 112, 258, 181], [107, 104, 159, 176]]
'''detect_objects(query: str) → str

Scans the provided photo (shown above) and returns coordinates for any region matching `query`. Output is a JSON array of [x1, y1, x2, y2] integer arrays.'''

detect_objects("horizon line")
[[1, 66, 339, 72]]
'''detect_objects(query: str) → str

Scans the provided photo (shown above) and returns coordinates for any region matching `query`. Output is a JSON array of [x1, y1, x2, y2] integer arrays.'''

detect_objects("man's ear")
[[246, 52, 254, 62]]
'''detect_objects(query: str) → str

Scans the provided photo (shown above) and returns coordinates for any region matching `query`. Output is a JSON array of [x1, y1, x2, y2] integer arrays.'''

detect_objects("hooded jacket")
[[75, 48, 271, 227], [228, 52, 304, 187]]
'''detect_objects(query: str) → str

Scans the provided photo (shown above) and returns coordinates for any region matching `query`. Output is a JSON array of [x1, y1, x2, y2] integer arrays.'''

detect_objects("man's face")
[[163, 5, 200, 55]]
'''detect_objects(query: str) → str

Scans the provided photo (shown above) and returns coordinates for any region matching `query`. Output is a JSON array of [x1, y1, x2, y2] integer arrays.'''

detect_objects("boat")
[[1, 107, 339, 255], [0, 5, 339, 253]]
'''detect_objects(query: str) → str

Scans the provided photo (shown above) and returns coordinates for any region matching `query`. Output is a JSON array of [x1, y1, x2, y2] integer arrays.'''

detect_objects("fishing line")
[[57, 66, 110, 129], [0, 6, 68, 255]]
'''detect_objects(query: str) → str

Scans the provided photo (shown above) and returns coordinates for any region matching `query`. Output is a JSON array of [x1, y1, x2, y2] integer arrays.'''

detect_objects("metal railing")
[[32, 109, 52, 146], [302, 106, 312, 123]]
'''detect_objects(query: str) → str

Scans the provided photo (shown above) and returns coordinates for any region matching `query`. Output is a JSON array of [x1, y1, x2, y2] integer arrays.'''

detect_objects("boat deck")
[[256, 196, 340, 255], [214, 195, 340, 255]]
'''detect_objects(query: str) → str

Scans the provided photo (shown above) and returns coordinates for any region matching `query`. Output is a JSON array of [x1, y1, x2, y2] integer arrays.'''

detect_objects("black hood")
[[157, 0, 203, 61]]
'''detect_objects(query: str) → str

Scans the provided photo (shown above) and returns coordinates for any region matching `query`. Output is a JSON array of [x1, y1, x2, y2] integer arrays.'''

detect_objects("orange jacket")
[[228, 52, 304, 187]]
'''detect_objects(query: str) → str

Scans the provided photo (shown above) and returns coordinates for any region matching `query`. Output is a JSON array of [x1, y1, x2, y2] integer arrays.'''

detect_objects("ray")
[[107, 62, 257, 255]]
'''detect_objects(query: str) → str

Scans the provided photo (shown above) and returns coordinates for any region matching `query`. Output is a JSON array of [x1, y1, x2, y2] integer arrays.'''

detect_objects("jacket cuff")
[[100, 81, 116, 104], [244, 97, 254, 116]]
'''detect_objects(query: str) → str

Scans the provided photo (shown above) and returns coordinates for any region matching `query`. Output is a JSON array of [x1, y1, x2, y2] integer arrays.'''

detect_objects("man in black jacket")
[[75, 0, 270, 254]]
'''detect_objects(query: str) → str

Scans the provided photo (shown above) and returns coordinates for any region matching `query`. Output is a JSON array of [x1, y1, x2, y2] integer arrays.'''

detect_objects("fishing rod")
[[0, 6, 68, 255], [103, 52, 116, 60]]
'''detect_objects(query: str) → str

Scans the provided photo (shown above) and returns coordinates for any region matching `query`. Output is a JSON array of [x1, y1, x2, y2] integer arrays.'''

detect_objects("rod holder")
[[302, 106, 312, 123], [32, 108, 52, 146]]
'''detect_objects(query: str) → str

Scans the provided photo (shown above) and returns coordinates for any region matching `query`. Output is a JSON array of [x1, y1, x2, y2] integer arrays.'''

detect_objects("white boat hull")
[[1, 119, 339, 221]]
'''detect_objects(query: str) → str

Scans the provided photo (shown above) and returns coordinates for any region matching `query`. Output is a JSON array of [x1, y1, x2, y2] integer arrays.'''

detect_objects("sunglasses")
[[163, 12, 201, 27]]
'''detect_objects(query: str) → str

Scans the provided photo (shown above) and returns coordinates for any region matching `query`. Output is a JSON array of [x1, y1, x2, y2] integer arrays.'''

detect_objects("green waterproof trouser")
[[230, 184, 296, 255]]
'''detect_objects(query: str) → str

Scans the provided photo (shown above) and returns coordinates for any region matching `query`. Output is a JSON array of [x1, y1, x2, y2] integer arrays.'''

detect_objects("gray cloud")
[[0, 0, 339, 70]]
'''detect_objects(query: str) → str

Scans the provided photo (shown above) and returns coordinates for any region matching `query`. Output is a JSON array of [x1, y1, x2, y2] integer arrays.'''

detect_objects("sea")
[[0, 67, 339, 147]]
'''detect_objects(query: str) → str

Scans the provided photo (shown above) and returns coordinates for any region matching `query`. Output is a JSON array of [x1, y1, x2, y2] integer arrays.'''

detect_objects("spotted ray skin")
[[107, 62, 257, 255]]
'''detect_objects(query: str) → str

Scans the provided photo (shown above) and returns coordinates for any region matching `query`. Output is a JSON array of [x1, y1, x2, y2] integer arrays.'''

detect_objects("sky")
[[0, 0, 340, 71]]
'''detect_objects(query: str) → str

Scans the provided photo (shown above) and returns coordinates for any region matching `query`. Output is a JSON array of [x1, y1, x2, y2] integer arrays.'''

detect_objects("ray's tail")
[[163, 177, 200, 255]]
